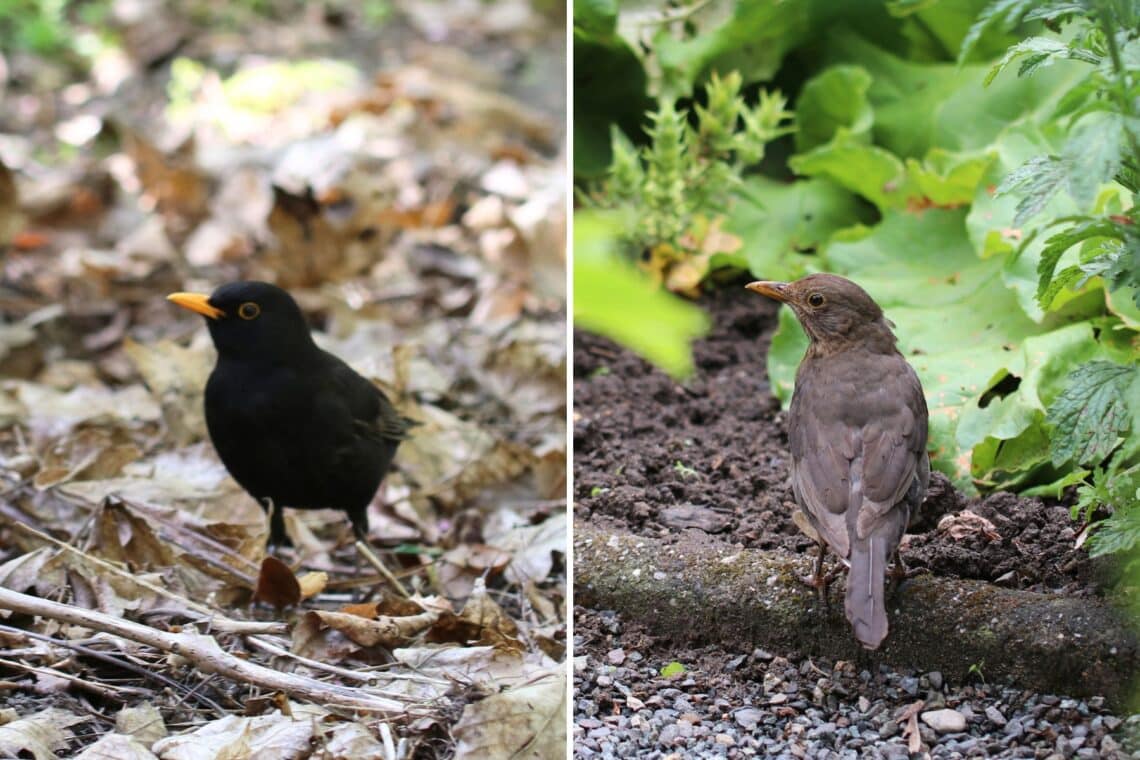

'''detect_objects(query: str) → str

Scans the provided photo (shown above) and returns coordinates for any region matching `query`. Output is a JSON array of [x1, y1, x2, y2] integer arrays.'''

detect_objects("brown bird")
[[747, 274, 929, 650]]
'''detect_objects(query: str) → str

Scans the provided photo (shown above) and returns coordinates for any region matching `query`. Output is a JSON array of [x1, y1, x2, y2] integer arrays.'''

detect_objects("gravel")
[[573, 608, 1138, 759]]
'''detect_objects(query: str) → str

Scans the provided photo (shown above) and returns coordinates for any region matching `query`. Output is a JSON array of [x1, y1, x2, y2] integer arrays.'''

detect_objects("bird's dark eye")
[[808, 293, 825, 307], [238, 302, 260, 320]]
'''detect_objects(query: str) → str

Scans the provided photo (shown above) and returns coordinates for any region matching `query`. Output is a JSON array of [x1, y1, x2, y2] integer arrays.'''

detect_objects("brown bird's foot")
[[798, 544, 840, 606], [887, 552, 922, 596]]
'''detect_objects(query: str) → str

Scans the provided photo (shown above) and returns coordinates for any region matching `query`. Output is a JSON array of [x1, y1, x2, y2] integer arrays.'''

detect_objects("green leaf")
[[1046, 360, 1137, 467], [1062, 111, 1127, 205], [958, 0, 1039, 65], [983, 36, 1096, 85], [906, 149, 996, 206], [789, 129, 909, 210], [727, 176, 868, 281], [573, 211, 709, 377], [574, 0, 617, 35], [1089, 499, 1140, 557], [824, 29, 1086, 159], [1034, 216, 1122, 305], [573, 27, 651, 179], [794, 65, 875, 152], [996, 155, 1068, 226], [660, 661, 686, 678], [653, 2, 819, 98]]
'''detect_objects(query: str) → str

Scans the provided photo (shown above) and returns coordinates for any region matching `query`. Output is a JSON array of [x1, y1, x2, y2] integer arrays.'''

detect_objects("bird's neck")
[[214, 337, 322, 368], [807, 319, 899, 358]]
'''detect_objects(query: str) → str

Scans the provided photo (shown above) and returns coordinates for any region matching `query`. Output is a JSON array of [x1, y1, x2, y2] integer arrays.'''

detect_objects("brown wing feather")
[[788, 364, 855, 559], [855, 361, 928, 539]]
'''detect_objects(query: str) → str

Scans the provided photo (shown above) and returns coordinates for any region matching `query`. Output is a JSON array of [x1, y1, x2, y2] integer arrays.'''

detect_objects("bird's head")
[[167, 281, 316, 362], [746, 273, 896, 352]]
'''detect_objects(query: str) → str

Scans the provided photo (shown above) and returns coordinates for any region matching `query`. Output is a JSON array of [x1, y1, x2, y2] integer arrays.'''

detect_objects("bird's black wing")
[[326, 357, 416, 443]]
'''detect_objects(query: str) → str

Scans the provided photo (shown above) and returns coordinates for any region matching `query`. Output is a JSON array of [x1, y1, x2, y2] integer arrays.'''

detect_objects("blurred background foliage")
[[574, 0, 1139, 557]]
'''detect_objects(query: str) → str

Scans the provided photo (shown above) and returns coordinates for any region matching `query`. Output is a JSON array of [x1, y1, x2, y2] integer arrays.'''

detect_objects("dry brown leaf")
[[151, 707, 325, 760], [8, 381, 161, 439], [0, 707, 85, 758], [452, 669, 566, 760], [297, 571, 328, 600], [33, 428, 142, 489], [92, 500, 178, 569], [484, 511, 566, 587], [307, 607, 440, 649], [122, 337, 212, 444], [115, 703, 168, 744], [122, 130, 209, 240], [938, 510, 1001, 542], [253, 556, 301, 609], [73, 732, 157, 760]]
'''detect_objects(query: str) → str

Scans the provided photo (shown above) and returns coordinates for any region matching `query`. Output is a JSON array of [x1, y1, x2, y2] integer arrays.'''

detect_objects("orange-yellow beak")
[[745, 281, 790, 303], [167, 292, 224, 320]]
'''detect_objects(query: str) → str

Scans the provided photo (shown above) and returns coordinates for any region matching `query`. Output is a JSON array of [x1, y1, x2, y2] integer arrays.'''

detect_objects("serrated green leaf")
[[1063, 111, 1126, 205], [660, 661, 686, 678], [1046, 360, 1137, 467], [1035, 216, 1122, 304], [958, 0, 1038, 65], [996, 155, 1069, 226], [985, 37, 1071, 85]]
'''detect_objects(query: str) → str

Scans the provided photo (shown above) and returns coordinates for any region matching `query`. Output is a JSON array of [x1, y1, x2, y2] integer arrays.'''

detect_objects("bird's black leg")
[[263, 497, 291, 549]]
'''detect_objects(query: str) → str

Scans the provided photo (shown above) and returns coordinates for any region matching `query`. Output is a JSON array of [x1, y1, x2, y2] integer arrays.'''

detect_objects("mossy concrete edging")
[[574, 522, 1139, 706]]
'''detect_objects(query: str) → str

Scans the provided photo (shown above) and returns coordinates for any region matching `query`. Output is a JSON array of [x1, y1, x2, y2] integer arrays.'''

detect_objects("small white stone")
[[921, 708, 966, 734]]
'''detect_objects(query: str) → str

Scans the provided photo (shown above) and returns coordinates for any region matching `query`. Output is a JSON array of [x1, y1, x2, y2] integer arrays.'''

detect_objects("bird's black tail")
[[846, 535, 891, 650]]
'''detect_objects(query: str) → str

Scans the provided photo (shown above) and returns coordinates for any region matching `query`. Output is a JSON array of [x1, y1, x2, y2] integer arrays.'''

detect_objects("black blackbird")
[[168, 281, 414, 546], [747, 274, 929, 650]]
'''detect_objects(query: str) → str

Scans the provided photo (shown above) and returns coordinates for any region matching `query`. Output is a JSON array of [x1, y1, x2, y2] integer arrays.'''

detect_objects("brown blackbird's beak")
[[167, 292, 224, 320], [746, 280, 790, 303]]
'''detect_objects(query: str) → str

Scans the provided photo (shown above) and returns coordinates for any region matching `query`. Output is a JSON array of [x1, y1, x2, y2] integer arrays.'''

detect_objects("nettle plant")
[[968, 0, 1140, 555], [583, 71, 794, 294]]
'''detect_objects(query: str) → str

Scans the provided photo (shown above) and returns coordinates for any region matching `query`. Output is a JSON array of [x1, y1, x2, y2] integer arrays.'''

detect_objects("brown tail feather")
[[845, 535, 891, 649]]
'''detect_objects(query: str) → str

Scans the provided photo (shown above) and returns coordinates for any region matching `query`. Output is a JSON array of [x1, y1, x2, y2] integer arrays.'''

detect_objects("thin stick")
[[0, 587, 408, 713], [355, 541, 409, 598]]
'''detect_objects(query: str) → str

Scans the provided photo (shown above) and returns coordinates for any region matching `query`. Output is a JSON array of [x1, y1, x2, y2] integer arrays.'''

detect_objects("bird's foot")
[[887, 555, 921, 595], [797, 566, 842, 607], [797, 542, 843, 606]]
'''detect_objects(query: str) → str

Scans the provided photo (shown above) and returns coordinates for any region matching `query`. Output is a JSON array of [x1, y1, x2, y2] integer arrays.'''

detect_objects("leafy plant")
[[583, 71, 793, 294], [967, 0, 1140, 550]]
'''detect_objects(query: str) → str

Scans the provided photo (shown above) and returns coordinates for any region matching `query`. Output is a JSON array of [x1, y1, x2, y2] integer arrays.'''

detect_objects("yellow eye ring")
[[808, 293, 825, 307], [238, 302, 260, 320]]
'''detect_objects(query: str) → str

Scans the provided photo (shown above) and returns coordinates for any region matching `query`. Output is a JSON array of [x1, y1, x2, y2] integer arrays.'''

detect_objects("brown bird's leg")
[[799, 541, 835, 605], [888, 548, 911, 595]]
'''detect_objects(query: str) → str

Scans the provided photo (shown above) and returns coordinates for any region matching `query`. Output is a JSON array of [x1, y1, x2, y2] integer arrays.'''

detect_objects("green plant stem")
[[1096, 2, 1140, 163]]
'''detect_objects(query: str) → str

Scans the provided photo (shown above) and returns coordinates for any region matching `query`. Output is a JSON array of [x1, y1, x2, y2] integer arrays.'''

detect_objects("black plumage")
[[168, 281, 413, 545]]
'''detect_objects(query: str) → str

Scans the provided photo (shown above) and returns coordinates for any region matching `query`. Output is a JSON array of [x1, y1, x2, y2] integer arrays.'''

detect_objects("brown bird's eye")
[[238, 302, 260, 320], [808, 293, 825, 307]]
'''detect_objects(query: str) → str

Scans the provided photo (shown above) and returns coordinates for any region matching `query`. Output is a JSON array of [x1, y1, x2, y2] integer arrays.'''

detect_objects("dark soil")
[[573, 283, 1112, 598]]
